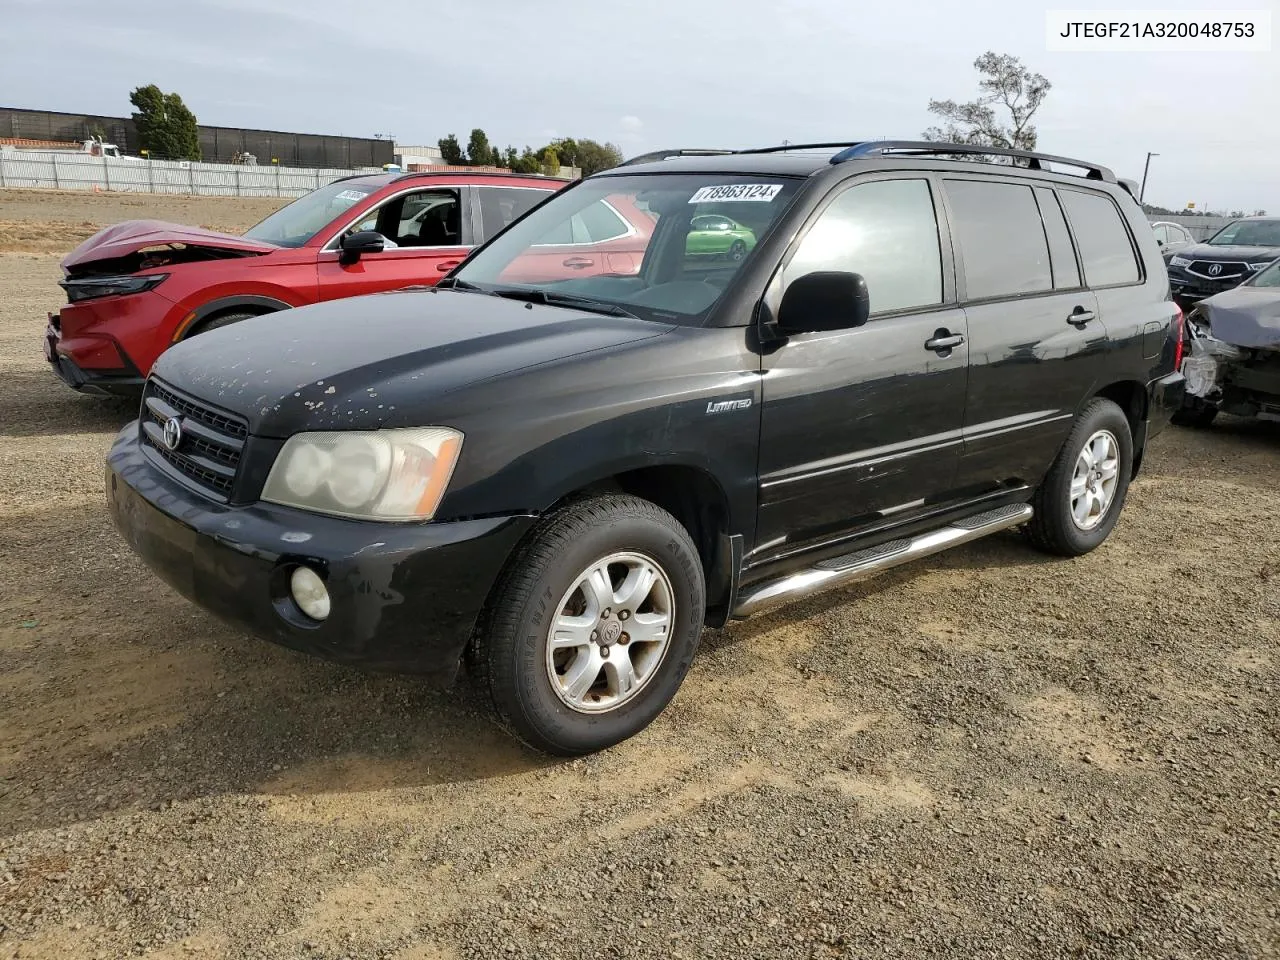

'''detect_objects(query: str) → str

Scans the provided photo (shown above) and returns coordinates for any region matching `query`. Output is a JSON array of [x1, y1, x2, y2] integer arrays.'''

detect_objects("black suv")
[[1167, 216, 1280, 307], [106, 141, 1185, 755]]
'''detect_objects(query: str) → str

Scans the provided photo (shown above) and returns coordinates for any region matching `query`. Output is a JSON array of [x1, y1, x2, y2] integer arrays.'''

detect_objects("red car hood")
[[61, 220, 278, 270]]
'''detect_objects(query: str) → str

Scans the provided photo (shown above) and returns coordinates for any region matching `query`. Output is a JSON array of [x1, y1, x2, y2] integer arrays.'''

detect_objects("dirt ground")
[[1, 191, 1278, 960]]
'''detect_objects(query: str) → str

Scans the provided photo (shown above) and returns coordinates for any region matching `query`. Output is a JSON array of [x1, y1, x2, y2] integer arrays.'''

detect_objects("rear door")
[[755, 175, 969, 554], [943, 177, 1108, 494], [316, 186, 472, 300]]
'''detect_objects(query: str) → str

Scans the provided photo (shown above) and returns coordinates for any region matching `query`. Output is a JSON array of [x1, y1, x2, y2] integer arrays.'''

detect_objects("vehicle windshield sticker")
[[689, 184, 782, 204], [335, 189, 367, 202]]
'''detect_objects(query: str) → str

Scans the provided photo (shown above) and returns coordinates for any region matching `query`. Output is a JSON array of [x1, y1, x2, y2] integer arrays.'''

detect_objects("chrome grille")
[[140, 379, 247, 500], [1187, 260, 1248, 281]]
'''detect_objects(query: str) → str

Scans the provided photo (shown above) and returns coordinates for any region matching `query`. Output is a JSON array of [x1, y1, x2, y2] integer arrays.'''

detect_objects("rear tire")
[[470, 494, 706, 756], [188, 310, 259, 337], [1025, 398, 1133, 557], [728, 240, 747, 262]]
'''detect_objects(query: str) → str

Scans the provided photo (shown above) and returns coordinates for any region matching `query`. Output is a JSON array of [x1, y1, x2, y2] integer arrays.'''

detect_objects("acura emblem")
[[1207, 263, 1223, 276], [162, 416, 184, 451]]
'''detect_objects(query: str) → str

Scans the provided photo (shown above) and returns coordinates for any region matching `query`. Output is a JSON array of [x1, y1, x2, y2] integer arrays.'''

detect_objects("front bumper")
[[1167, 271, 1244, 303], [45, 314, 145, 397], [106, 425, 534, 680]]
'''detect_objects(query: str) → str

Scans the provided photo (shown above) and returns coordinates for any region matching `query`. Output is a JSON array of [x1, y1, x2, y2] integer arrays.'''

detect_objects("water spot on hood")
[[281, 532, 312, 543], [325, 386, 336, 394]]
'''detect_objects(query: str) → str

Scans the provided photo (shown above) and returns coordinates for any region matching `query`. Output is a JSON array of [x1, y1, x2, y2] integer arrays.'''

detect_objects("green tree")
[[540, 146, 560, 176], [922, 52, 1051, 151], [437, 134, 464, 165], [467, 128, 499, 167], [129, 84, 201, 160], [573, 139, 624, 175]]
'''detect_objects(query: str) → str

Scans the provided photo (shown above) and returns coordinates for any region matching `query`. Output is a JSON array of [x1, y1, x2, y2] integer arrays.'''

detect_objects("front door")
[[317, 187, 471, 300], [756, 176, 968, 556]]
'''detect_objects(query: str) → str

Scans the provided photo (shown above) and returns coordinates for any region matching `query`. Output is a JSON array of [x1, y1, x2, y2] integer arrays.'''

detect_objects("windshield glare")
[[453, 174, 802, 321], [1207, 219, 1280, 247], [243, 179, 383, 247], [1251, 259, 1280, 287]]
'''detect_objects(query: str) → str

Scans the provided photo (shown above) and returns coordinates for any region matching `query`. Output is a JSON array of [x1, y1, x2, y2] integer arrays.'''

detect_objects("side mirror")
[[778, 271, 870, 335], [339, 230, 386, 264]]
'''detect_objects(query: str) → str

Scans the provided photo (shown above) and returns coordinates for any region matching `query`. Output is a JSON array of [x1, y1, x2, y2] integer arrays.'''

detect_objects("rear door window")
[[943, 179, 1052, 299], [1059, 190, 1141, 286], [477, 186, 553, 241]]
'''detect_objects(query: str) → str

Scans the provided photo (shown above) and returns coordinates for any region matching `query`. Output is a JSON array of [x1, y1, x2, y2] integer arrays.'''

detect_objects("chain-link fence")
[[0, 150, 381, 197]]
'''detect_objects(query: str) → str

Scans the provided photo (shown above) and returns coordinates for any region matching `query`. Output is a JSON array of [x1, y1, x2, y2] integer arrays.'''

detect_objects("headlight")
[[262, 427, 463, 521], [59, 273, 168, 303], [1247, 260, 1272, 273], [1169, 256, 1192, 268]]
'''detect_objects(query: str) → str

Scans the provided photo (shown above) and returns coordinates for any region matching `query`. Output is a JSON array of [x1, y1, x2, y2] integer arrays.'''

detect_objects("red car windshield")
[[243, 178, 385, 247]]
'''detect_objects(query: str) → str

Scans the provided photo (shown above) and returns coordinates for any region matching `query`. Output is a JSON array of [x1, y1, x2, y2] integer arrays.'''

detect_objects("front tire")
[[471, 494, 706, 755], [1026, 398, 1134, 557], [728, 240, 747, 262], [188, 310, 259, 337]]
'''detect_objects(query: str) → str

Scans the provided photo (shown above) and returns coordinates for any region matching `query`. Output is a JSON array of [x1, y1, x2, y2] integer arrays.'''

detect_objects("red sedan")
[[44, 171, 567, 396]]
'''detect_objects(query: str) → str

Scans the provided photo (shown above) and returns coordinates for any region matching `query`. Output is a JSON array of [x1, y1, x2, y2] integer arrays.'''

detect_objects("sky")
[[1, 0, 1277, 213]]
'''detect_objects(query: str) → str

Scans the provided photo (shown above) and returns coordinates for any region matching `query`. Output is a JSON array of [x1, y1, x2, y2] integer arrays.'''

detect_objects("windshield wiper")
[[436, 277, 486, 292], [487, 286, 639, 319]]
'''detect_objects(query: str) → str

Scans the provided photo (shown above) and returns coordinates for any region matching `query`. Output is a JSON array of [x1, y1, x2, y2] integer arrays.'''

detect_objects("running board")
[[731, 503, 1033, 619]]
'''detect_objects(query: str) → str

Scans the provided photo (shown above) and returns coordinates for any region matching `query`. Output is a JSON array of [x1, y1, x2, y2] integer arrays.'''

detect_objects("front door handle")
[[1067, 307, 1096, 327], [563, 257, 595, 269], [436, 260, 462, 272], [925, 332, 965, 353]]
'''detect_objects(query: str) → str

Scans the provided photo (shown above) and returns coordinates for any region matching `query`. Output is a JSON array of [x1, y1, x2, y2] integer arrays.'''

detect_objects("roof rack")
[[737, 142, 862, 155], [617, 148, 737, 167], [829, 141, 1116, 183]]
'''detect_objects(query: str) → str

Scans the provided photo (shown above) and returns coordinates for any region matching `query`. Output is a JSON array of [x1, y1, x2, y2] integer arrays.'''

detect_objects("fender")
[[174, 294, 295, 341]]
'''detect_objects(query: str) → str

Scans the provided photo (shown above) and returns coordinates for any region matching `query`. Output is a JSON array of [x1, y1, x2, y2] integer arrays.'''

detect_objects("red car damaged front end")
[[45, 220, 279, 397]]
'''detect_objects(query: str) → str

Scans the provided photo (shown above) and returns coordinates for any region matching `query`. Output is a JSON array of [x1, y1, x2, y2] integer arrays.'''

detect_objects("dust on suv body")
[[106, 141, 1186, 755]]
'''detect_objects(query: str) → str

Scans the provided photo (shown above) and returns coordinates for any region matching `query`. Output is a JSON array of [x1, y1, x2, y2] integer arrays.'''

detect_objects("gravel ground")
[[1, 192, 1278, 960]]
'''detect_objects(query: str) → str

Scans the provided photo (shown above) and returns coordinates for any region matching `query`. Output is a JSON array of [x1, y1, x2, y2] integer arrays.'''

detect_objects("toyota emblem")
[[162, 416, 184, 451], [1207, 263, 1223, 276]]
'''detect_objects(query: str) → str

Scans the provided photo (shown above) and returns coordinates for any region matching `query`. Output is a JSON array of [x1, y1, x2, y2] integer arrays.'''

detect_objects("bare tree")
[[923, 52, 1051, 151]]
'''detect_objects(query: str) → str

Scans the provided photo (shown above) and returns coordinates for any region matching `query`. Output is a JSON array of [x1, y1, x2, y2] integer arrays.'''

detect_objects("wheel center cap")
[[601, 619, 623, 645]]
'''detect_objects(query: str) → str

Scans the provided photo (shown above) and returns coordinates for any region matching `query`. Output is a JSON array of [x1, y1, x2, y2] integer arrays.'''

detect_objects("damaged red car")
[[43, 171, 568, 396]]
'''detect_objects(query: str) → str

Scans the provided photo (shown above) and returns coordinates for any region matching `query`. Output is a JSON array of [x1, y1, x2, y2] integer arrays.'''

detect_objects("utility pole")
[[1139, 151, 1159, 203]]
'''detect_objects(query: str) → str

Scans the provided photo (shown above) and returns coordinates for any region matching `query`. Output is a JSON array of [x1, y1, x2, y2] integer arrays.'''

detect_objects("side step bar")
[[731, 503, 1033, 619]]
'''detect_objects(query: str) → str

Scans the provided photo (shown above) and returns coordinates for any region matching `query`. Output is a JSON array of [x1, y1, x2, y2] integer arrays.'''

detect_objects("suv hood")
[[1177, 243, 1280, 262], [151, 288, 674, 437], [61, 219, 278, 271]]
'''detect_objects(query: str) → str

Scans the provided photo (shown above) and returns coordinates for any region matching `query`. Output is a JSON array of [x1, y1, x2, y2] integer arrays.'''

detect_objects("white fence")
[[0, 150, 381, 198]]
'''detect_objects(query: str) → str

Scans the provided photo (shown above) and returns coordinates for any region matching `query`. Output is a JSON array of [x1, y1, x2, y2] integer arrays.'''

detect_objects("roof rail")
[[737, 141, 865, 155], [829, 141, 1116, 183], [617, 148, 737, 167]]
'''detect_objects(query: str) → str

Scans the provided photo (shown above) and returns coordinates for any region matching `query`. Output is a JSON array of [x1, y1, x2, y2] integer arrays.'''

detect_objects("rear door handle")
[[436, 260, 462, 272], [1067, 307, 1095, 327], [563, 257, 595, 269], [925, 333, 965, 352]]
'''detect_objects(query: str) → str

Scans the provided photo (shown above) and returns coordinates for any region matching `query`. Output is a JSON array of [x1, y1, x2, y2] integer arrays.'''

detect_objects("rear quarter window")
[[1060, 190, 1141, 287]]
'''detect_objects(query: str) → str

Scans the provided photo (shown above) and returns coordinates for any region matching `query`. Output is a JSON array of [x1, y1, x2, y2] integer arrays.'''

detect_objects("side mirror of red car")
[[339, 230, 386, 265]]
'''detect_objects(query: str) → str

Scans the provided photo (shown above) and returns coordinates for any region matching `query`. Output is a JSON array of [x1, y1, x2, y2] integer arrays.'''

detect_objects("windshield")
[[1250, 259, 1280, 287], [243, 179, 384, 247], [1207, 219, 1280, 247], [452, 173, 803, 323]]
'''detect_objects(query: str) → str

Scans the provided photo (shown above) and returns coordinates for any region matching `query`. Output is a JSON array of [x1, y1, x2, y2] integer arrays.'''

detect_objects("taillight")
[[1171, 304, 1185, 369]]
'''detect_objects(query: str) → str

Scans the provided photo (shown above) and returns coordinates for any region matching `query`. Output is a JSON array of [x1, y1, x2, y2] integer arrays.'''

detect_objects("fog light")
[[290, 566, 330, 621]]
